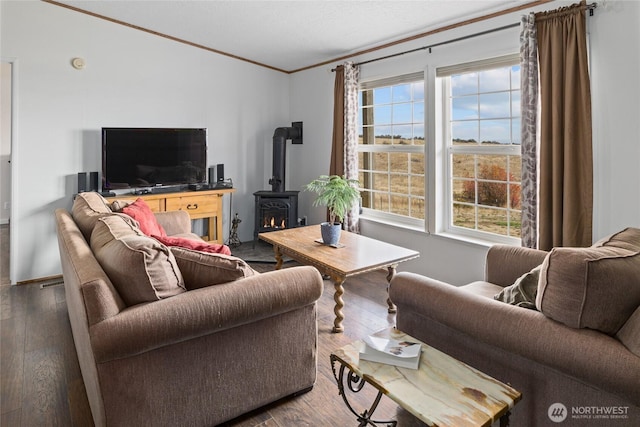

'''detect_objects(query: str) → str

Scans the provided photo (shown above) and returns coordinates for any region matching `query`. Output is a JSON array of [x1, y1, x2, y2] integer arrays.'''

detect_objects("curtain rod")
[[332, 2, 597, 72]]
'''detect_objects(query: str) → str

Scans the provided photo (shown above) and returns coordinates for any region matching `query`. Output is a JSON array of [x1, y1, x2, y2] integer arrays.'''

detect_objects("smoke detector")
[[71, 57, 86, 70]]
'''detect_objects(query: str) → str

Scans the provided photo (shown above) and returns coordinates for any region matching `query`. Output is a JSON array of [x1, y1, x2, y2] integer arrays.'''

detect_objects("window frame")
[[437, 54, 522, 245], [357, 53, 523, 246], [358, 72, 427, 230]]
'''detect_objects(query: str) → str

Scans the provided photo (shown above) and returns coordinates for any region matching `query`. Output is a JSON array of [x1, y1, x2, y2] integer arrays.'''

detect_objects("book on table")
[[359, 333, 422, 369]]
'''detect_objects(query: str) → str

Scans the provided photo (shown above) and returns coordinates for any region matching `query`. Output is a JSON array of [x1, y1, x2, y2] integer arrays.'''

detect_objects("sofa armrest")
[[154, 210, 192, 235], [485, 245, 548, 286], [90, 266, 323, 362], [390, 272, 640, 406]]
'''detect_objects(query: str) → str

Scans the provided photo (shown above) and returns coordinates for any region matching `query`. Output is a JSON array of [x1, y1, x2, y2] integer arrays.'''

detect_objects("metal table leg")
[[330, 355, 397, 427]]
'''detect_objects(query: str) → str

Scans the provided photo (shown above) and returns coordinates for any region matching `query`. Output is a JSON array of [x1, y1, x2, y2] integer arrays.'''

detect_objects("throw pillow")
[[120, 198, 166, 237], [536, 227, 640, 335], [91, 214, 185, 306], [494, 264, 541, 310], [154, 235, 232, 255], [171, 247, 258, 290], [71, 192, 113, 241]]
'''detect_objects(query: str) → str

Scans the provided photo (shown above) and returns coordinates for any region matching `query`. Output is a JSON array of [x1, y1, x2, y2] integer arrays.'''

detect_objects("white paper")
[[363, 335, 421, 358]]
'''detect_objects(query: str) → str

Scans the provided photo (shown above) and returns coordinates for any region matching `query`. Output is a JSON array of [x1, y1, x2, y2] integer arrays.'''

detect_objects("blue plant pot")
[[320, 222, 342, 246]]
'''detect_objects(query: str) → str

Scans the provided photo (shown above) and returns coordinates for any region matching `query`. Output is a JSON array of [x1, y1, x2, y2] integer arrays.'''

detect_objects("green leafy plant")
[[304, 175, 360, 224]]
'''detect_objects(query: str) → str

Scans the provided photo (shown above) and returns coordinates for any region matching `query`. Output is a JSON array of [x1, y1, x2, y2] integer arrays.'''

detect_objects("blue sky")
[[359, 65, 520, 144], [451, 65, 520, 144], [359, 82, 425, 140]]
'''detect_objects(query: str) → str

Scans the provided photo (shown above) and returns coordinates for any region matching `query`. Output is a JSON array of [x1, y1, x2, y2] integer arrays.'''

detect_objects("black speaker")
[[77, 172, 87, 193], [208, 166, 215, 185], [216, 164, 224, 182], [89, 171, 99, 192]]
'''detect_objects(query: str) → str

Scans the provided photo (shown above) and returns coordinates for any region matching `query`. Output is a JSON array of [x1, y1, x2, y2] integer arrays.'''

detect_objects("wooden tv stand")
[[106, 189, 235, 243]]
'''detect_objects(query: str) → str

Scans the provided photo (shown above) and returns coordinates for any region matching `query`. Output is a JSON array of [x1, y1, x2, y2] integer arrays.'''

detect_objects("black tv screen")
[[102, 127, 207, 191]]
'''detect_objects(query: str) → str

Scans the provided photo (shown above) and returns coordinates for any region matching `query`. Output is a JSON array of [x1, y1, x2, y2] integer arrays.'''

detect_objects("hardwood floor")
[[0, 230, 425, 426]]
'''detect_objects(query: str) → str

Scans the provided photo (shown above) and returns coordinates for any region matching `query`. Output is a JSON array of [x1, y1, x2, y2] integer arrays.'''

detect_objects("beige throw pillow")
[[536, 227, 640, 335], [171, 247, 258, 290], [91, 214, 185, 306], [72, 192, 113, 241]]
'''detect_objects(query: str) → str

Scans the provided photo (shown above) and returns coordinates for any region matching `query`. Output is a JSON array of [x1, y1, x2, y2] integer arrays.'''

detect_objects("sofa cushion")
[[121, 198, 166, 237], [494, 264, 541, 310], [171, 247, 258, 290], [72, 192, 113, 241], [617, 306, 640, 357], [91, 214, 185, 306], [461, 281, 503, 299], [536, 227, 640, 335]]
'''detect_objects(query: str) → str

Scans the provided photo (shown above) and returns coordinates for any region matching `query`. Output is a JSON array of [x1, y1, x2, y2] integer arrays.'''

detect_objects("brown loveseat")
[[390, 228, 640, 426], [55, 192, 324, 427]]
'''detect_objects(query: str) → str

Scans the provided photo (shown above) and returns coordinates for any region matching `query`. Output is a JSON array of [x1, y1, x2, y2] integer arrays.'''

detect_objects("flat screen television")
[[102, 127, 207, 191]]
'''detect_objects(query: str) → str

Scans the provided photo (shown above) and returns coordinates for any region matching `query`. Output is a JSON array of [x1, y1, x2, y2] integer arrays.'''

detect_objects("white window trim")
[[360, 207, 425, 231], [436, 53, 520, 77]]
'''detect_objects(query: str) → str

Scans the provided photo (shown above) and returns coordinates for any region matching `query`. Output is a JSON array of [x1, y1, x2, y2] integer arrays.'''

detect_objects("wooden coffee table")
[[258, 225, 419, 333], [330, 328, 522, 426]]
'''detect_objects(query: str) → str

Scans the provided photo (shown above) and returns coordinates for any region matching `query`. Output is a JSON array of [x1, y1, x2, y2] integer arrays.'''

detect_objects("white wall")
[[1, 1, 290, 283], [589, 0, 640, 238], [0, 62, 11, 225], [291, 0, 640, 284]]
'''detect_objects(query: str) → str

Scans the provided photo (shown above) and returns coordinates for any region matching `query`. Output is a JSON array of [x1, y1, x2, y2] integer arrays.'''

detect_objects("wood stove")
[[253, 123, 303, 243], [253, 191, 299, 241]]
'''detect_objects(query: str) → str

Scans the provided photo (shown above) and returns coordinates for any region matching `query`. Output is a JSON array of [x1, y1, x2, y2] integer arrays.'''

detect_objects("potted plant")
[[304, 175, 360, 245]]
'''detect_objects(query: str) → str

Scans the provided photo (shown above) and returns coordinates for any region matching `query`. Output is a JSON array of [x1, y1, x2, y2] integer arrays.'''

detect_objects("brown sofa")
[[390, 228, 640, 426], [55, 192, 324, 427]]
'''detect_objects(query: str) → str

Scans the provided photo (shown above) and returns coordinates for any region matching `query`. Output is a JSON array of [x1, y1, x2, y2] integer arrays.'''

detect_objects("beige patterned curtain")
[[536, 1, 593, 249], [520, 13, 539, 248], [343, 63, 360, 233], [330, 62, 360, 233]]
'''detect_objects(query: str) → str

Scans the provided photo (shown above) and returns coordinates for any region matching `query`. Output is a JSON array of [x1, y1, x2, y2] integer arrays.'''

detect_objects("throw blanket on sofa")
[[152, 234, 231, 255], [122, 197, 231, 255]]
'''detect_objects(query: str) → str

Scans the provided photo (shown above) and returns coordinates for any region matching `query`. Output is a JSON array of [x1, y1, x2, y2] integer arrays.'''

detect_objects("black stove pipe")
[[269, 124, 302, 193]]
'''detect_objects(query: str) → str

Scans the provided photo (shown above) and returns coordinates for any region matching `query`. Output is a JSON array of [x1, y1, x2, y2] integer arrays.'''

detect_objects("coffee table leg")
[[330, 355, 397, 426], [332, 275, 346, 333], [500, 411, 511, 427], [386, 265, 398, 313], [273, 245, 283, 270]]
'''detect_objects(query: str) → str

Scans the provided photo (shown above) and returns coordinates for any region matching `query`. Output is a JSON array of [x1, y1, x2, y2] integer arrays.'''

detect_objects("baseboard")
[[16, 274, 63, 286]]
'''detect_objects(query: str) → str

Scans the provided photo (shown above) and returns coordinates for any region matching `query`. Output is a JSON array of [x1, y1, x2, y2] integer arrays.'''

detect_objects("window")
[[357, 55, 521, 243], [358, 73, 426, 227], [438, 54, 521, 241]]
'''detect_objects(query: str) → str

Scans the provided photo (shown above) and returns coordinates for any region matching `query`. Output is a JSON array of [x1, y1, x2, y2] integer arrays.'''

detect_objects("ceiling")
[[54, 0, 529, 73]]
